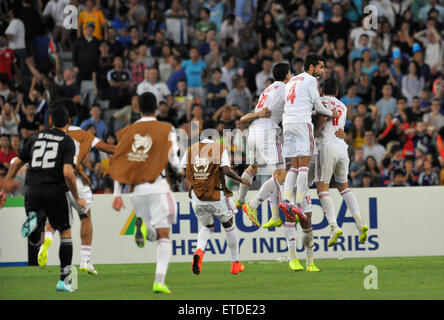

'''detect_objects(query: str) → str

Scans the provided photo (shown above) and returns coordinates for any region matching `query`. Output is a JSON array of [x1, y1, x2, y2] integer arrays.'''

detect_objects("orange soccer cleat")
[[192, 248, 204, 275], [230, 261, 245, 275]]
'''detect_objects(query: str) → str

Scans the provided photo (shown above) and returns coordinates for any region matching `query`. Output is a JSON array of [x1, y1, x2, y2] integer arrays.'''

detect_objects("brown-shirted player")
[[37, 100, 116, 275], [109, 92, 183, 294], [181, 119, 251, 275]]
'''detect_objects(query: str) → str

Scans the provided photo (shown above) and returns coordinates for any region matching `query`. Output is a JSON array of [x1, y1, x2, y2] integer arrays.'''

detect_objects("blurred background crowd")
[[0, 0, 444, 194]]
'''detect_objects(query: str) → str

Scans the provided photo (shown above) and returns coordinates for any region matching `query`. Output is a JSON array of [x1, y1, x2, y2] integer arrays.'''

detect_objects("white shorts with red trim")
[[192, 195, 236, 226], [315, 142, 350, 184], [68, 177, 93, 215], [247, 128, 285, 170], [282, 122, 316, 158], [130, 192, 177, 229]]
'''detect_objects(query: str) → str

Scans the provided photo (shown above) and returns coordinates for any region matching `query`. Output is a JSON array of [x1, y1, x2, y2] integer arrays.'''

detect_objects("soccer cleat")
[[80, 260, 98, 275], [235, 200, 243, 210], [231, 261, 245, 274], [21, 211, 38, 238], [359, 225, 369, 243], [134, 217, 148, 248], [306, 263, 321, 272], [328, 226, 343, 247], [37, 237, 52, 267], [289, 258, 304, 271], [262, 216, 283, 229], [192, 248, 204, 275], [56, 280, 75, 292], [241, 203, 260, 227], [153, 282, 172, 294], [292, 204, 308, 222], [279, 201, 298, 223]]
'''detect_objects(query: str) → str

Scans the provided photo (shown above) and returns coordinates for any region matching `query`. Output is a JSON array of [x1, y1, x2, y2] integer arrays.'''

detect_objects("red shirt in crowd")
[[0, 149, 17, 166], [0, 47, 16, 80]]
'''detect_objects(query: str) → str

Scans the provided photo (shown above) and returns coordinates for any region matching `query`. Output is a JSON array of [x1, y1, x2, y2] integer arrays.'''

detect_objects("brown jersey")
[[107, 118, 173, 186], [68, 126, 98, 186], [186, 141, 233, 202]]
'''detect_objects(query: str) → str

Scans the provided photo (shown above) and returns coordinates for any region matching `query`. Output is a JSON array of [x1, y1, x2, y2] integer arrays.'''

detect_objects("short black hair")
[[272, 63, 290, 81], [393, 168, 404, 177], [200, 7, 210, 15], [222, 54, 232, 65], [138, 92, 157, 114], [304, 54, 324, 72], [51, 105, 70, 128], [203, 119, 217, 130], [382, 157, 392, 168], [323, 78, 338, 96], [53, 98, 78, 119]]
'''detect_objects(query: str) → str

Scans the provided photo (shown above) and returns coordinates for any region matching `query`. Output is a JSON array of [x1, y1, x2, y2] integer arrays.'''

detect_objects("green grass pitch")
[[1, 256, 444, 300]]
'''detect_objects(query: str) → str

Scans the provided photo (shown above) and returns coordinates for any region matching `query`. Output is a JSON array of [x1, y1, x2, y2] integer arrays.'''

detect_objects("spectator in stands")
[[402, 61, 425, 106], [323, 3, 351, 43], [388, 168, 410, 187], [19, 103, 42, 143], [195, 8, 217, 47], [80, 104, 108, 139], [0, 134, 17, 168], [90, 161, 106, 193], [341, 83, 362, 108], [172, 79, 194, 124], [227, 76, 252, 114], [371, 59, 398, 103], [206, 68, 228, 116], [181, 47, 207, 104], [165, 0, 189, 47], [0, 101, 20, 135], [418, 159, 440, 185], [350, 116, 366, 148], [78, 0, 107, 40], [10, 134, 20, 155], [5, 8, 26, 71], [156, 100, 176, 126], [363, 130, 386, 164], [107, 56, 132, 109], [376, 84, 397, 129], [168, 55, 186, 94], [42, 0, 70, 51], [221, 55, 235, 91], [255, 57, 273, 96], [404, 156, 419, 186], [137, 67, 172, 106], [28, 80, 49, 128], [204, 40, 223, 70], [364, 155, 382, 187], [113, 94, 141, 126], [350, 147, 365, 187], [221, 13, 244, 47], [107, 26, 124, 58], [423, 98, 444, 131], [349, 15, 377, 49]]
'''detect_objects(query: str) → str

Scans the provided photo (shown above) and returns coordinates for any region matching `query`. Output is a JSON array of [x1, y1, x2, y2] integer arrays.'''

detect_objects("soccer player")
[[280, 55, 338, 222], [109, 92, 182, 294], [236, 62, 291, 228], [183, 119, 251, 275], [37, 99, 116, 275], [0, 105, 86, 292], [314, 78, 368, 247]]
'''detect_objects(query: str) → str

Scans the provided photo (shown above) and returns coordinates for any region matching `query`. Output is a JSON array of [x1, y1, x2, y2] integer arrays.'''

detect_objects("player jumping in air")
[[109, 92, 183, 294], [183, 119, 251, 275], [280, 55, 338, 222], [0, 105, 86, 292], [314, 79, 368, 247], [236, 63, 291, 228], [37, 99, 116, 275]]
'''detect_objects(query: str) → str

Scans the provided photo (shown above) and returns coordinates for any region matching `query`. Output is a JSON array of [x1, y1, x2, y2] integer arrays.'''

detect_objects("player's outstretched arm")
[[94, 141, 117, 154], [0, 158, 25, 208], [64, 163, 86, 209], [222, 166, 252, 186], [239, 108, 271, 124]]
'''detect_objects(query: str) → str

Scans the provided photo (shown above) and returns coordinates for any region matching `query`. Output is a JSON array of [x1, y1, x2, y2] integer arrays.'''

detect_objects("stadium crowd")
[[0, 0, 444, 194]]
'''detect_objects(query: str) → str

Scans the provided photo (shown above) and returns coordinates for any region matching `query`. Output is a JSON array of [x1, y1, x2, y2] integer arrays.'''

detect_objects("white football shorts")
[[315, 142, 350, 184], [247, 128, 285, 170], [130, 192, 177, 229], [283, 122, 316, 158]]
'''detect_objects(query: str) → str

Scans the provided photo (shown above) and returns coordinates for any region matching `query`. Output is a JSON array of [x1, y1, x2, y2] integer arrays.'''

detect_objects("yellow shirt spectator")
[[78, 9, 107, 40]]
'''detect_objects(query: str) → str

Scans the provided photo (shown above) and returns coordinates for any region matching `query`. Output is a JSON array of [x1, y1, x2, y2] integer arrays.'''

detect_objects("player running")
[[314, 78, 368, 247], [183, 119, 250, 275], [280, 55, 338, 222], [0, 105, 86, 292], [236, 62, 291, 228], [109, 92, 182, 295], [37, 99, 116, 275]]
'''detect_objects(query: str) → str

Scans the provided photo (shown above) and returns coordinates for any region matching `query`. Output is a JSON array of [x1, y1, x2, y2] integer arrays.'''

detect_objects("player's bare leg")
[[337, 182, 368, 243], [299, 212, 320, 272], [79, 211, 97, 275], [317, 182, 343, 247], [236, 165, 257, 208], [56, 228, 74, 292], [153, 227, 173, 294]]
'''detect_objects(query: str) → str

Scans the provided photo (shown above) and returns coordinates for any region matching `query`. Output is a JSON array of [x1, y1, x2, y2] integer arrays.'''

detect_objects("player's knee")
[[222, 218, 233, 228], [274, 169, 286, 184], [247, 165, 258, 175]]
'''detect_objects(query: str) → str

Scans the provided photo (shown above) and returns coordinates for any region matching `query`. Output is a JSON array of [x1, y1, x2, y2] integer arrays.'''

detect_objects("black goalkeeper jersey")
[[19, 128, 76, 190]]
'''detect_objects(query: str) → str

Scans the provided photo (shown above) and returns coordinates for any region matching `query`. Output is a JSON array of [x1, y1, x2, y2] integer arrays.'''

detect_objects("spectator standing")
[[255, 58, 272, 96], [78, 0, 107, 40], [402, 61, 425, 106], [423, 98, 444, 131], [19, 103, 43, 143], [165, 0, 188, 47], [5, 9, 26, 71], [363, 130, 387, 164], [107, 56, 132, 109], [42, 0, 70, 51], [220, 13, 244, 47], [221, 55, 235, 91], [181, 47, 207, 104], [172, 79, 194, 123], [168, 55, 186, 93], [0, 101, 20, 135], [113, 94, 141, 126], [350, 147, 365, 187], [137, 68, 172, 107], [195, 8, 217, 47], [418, 159, 440, 186], [80, 104, 108, 139], [226, 76, 251, 114], [206, 68, 228, 115], [0, 134, 17, 168], [376, 84, 397, 129]]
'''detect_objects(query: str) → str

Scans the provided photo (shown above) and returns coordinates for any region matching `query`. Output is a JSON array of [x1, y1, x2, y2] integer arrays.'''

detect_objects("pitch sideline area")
[[1, 256, 443, 300]]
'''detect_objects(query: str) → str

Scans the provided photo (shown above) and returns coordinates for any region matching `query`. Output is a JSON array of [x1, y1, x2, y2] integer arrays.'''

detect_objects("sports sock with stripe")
[[59, 238, 73, 282], [155, 238, 171, 285], [302, 228, 314, 265], [295, 167, 309, 206], [319, 191, 338, 228], [340, 188, 364, 229], [224, 225, 239, 262], [249, 177, 278, 209], [238, 171, 254, 203], [283, 168, 298, 202], [284, 222, 297, 260], [197, 226, 213, 252]]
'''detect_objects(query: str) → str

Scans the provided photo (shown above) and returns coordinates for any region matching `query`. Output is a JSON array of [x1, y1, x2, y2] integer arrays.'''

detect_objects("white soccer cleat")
[[327, 226, 343, 247], [80, 260, 98, 275]]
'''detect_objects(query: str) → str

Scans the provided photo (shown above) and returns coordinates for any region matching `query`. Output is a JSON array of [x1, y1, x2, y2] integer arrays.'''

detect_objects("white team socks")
[[269, 179, 283, 219], [319, 191, 338, 228], [250, 177, 278, 209], [302, 228, 314, 265], [284, 168, 298, 202], [340, 188, 364, 229], [45, 231, 54, 242], [284, 222, 297, 260], [155, 238, 171, 285], [197, 226, 213, 252], [238, 171, 254, 203], [80, 245, 91, 262], [295, 167, 309, 206], [224, 225, 239, 262]]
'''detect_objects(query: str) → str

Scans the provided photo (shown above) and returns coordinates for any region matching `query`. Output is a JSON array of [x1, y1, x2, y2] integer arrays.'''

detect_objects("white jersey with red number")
[[283, 72, 321, 124], [316, 96, 347, 146], [250, 81, 286, 130]]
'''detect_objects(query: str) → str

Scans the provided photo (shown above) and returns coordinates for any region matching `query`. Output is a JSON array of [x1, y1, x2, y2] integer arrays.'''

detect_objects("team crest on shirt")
[[193, 155, 210, 179], [127, 134, 152, 162]]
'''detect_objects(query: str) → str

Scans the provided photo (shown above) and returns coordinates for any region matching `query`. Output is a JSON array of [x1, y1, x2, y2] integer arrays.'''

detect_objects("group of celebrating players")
[[0, 54, 369, 295]]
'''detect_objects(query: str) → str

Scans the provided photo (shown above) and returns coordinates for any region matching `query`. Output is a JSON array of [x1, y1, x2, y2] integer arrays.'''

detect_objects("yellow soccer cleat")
[[235, 200, 243, 210], [153, 282, 172, 294], [262, 217, 283, 229], [328, 227, 343, 247], [242, 203, 260, 227], [306, 263, 320, 272], [38, 237, 52, 267], [134, 217, 148, 248], [289, 258, 304, 271], [359, 225, 368, 243]]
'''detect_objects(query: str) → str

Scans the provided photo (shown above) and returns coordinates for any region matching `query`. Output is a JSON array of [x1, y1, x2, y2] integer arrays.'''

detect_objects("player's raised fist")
[[112, 196, 125, 211]]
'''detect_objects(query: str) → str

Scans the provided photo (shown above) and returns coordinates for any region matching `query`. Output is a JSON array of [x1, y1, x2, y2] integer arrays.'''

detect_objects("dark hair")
[[272, 63, 290, 81], [200, 7, 210, 16], [391, 145, 403, 155], [50, 105, 70, 128], [34, 83, 45, 95], [138, 92, 157, 114], [304, 55, 324, 72], [213, 67, 222, 74], [393, 168, 404, 177], [323, 78, 338, 96], [222, 54, 232, 65], [203, 119, 217, 130]]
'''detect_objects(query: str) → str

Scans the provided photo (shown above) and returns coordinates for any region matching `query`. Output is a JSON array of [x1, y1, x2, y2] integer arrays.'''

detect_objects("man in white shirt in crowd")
[[137, 67, 173, 107]]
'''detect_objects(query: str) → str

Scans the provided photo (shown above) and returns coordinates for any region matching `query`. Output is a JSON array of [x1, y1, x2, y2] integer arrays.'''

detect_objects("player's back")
[[283, 72, 318, 124], [250, 81, 286, 130], [317, 96, 347, 145], [21, 128, 75, 189]]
